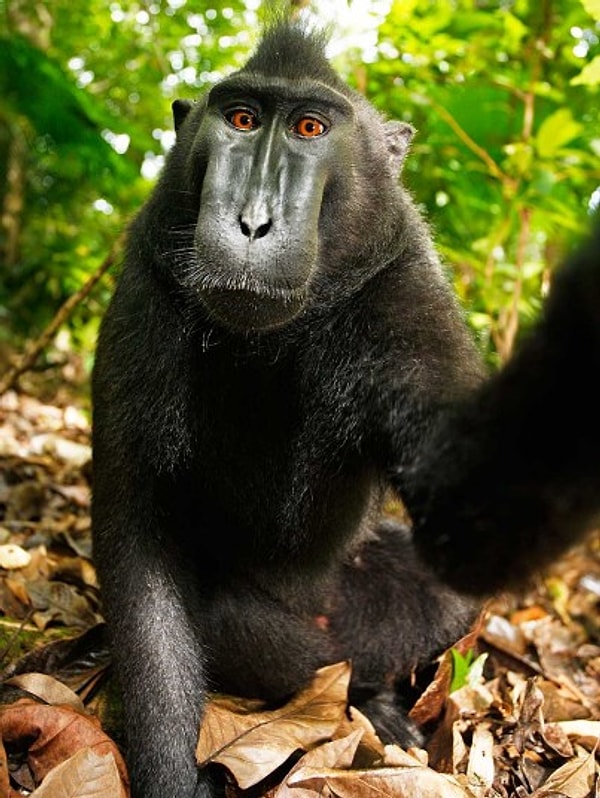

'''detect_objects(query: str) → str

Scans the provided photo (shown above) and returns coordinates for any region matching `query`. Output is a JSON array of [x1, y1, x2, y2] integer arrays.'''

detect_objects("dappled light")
[[1, 2, 600, 797]]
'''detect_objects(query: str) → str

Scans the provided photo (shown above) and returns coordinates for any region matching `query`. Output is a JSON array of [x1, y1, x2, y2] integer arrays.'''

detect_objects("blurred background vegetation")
[[1, 0, 599, 383]]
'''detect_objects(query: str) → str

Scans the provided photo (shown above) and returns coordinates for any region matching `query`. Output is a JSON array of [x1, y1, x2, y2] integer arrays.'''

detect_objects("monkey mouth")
[[200, 285, 307, 332]]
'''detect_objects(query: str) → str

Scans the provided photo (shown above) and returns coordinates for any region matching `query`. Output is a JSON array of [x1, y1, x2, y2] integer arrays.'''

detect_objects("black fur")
[[91, 21, 600, 798]]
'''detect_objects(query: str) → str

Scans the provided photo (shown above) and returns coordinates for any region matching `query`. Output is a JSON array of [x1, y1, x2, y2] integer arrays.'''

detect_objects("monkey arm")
[[91, 465, 213, 798], [404, 221, 600, 595], [91, 273, 214, 798]]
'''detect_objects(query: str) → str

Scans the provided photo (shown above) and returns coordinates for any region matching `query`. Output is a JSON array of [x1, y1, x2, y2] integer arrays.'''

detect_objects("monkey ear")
[[172, 99, 194, 133], [384, 121, 415, 175]]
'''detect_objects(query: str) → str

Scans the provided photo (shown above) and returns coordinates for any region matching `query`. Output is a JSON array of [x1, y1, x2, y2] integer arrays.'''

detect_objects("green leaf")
[[535, 109, 583, 157], [450, 650, 489, 693], [580, 0, 600, 22], [449, 648, 475, 692], [502, 11, 529, 49], [0, 34, 136, 180], [571, 55, 600, 86]]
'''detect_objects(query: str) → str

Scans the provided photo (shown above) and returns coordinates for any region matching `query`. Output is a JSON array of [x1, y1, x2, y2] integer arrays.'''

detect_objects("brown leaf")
[[537, 680, 591, 723], [530, 748, 598, 798], [5, 577, 31, 607], [27, 747, 126, 798], [555, 720, 600, 751], [274, 730, 364, 798], [383, 745, 429, 768], [0, 698, 129, 794], [197, 661, 351, 789], [4, 673, 84, 711], [287, 761, 470, 798], [510, 606, 549, 625], [25, 580, 98, 629], [335, 706, 386, 766], [465, 723, 494, 789], [0, 737, 9, 796], [410, 612, 485, 727], [540, 721, 575, 758]]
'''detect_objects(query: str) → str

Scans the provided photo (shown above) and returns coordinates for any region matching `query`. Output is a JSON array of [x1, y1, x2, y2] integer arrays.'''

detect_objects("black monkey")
[[91, 20, 600, 798]]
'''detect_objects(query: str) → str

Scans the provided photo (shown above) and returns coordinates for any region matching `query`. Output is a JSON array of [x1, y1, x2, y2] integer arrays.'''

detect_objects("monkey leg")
[[327, 520, 479, 744]]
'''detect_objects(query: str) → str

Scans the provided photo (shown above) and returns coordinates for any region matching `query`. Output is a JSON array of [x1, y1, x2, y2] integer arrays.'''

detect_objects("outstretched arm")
[[405, 220, 600, 594]]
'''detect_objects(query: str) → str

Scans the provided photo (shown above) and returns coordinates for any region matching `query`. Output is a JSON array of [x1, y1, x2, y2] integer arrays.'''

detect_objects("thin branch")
[[0, 234, 125, 395], [412, 92, 515, 187], [494, 206, 531, 361]]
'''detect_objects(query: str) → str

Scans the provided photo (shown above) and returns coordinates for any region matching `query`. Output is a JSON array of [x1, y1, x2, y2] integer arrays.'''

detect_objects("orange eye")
[[293, 116, 327, 138], [226, 108, 259, 131]]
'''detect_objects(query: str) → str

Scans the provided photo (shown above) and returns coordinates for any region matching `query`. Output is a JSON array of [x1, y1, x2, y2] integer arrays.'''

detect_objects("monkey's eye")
[[225, 108, 259, 131], [293, 116, 328, 138]]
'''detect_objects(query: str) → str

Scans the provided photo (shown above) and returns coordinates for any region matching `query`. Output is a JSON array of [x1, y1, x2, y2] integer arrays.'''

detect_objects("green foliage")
[[450, 648, 488, 693], [1, 0, 599, 366], [0, 35, 133, 178], [0, 0, 250, 346], [450, 647, 475, 693], [360, 0, 600, 361]]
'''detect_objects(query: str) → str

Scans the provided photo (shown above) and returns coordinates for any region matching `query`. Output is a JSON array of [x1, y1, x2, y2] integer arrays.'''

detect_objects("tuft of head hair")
[[241, 18, 346, 89]]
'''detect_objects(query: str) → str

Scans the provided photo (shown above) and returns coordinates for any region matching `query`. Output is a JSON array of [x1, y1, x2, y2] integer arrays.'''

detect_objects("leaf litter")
[[0, 387, 598, 797]]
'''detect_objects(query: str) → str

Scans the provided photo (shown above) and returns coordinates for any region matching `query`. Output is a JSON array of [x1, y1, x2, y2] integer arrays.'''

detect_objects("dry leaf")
[[0, 698, 129, 793], [0, 736, 9, 796], [410, 615, 484, 727], [274, 730, 364, 798], [530, 748, 597, 797], [30, 748, 126, 798], [287, 761, 470, 797], [540, 721, 575, 758], [335, 705, 386, 764], [25, 580, 98, 629], [465, 723, 494, 789], [5, 672, 85, 711], [30, 434, 91, 467], [197, 661, 351, 788], [555, 719, 600, 751]]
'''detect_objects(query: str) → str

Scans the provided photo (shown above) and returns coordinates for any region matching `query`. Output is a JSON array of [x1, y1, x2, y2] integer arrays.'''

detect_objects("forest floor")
[[0, 368, 599, 798]]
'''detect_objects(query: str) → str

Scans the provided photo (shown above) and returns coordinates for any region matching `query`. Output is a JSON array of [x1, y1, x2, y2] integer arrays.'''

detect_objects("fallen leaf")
[[25, 580, 99, 629], [0, 698, 129, 793], [274, 730, 364, 798], [197, 661, 351, 789], [410, 614, 485, 727], [530, 747, 597, 797], [287, 761, 470, 798], [510, 606, 549, 625], [540, 721, 574, 758], [30, 434, 91, 467], [5, 672, 84, 711], [465, 723, 494, 789], [29, 747, 126, 797], [555, 719, 600, 751], [335, 705, 385, 764], [383, 745, 429, 768]]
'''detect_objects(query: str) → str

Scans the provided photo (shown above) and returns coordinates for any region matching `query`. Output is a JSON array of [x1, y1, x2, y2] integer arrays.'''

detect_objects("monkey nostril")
[[239, 214, 272, 241], [239, 217, 251, 238], [254, 219, 272, 239]]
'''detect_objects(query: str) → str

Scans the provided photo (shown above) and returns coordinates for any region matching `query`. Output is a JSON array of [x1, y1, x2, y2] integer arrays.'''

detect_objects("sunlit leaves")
[[571, 55, 600, 85], [0, 35, 135, 180], [580, 0, 600, 21], [535, 109, 583, 158], [1, 0, 600, 362], [365, 0, 600, 361], [0, 0, 250, 346]]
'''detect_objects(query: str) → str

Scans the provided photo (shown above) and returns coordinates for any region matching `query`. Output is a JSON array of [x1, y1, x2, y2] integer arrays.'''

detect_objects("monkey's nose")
[[239, 202, 273, 241], [239, 215, 272, 241]]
